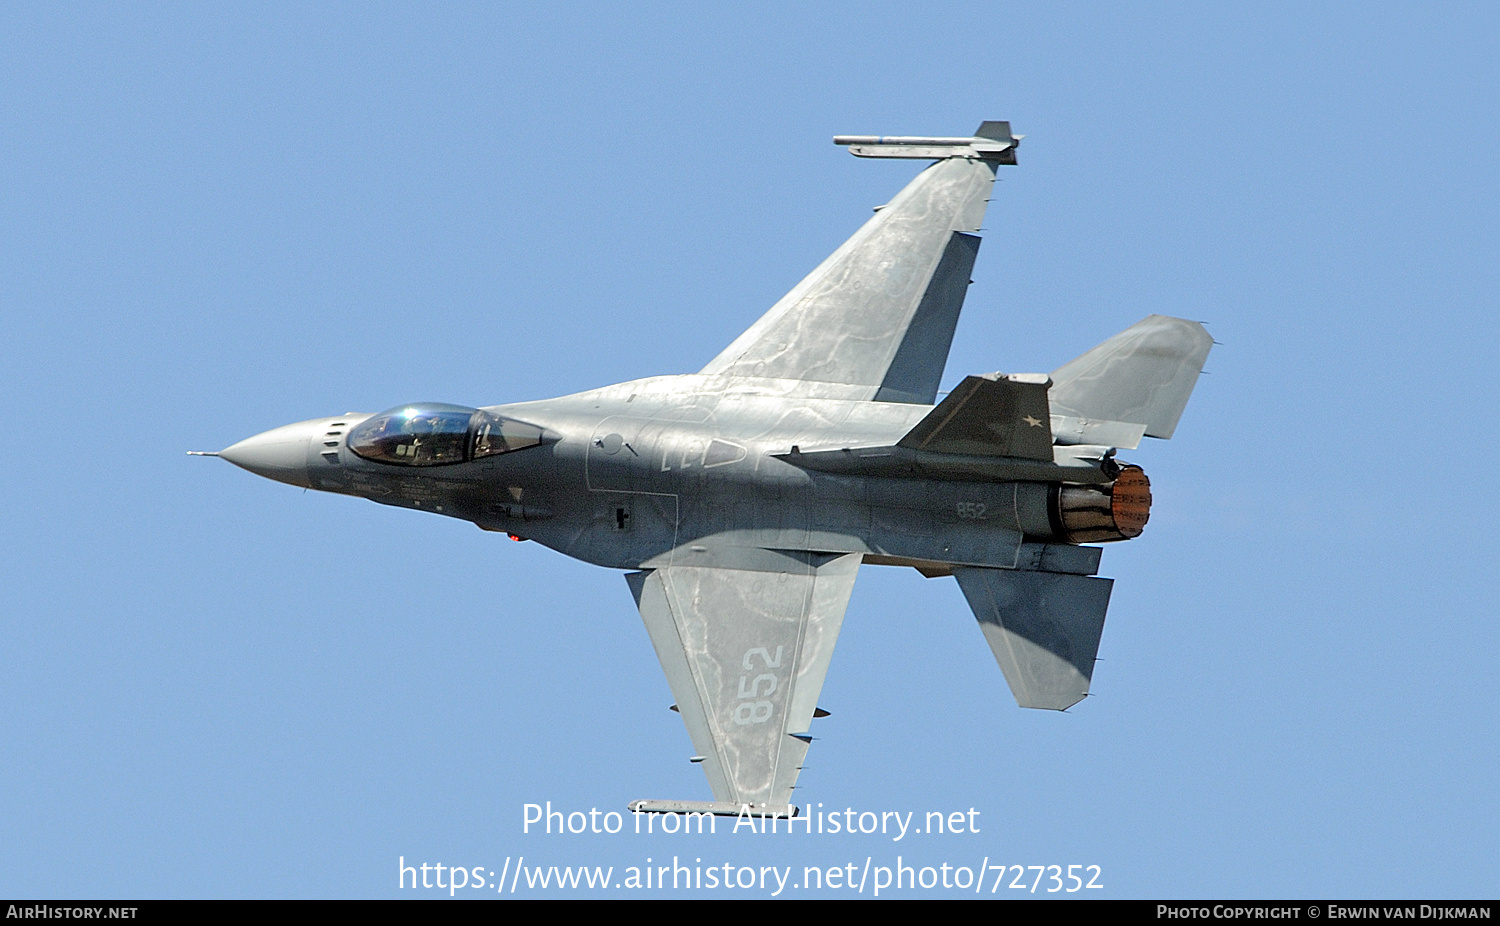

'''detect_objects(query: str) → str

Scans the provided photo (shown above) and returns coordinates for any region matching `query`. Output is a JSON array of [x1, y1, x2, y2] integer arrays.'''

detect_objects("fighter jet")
[[199, 121, 1212, 817]]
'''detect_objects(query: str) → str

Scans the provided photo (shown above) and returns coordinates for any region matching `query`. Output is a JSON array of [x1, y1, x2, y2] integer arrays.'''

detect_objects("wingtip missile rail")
[[834, 120, 1021, 162]]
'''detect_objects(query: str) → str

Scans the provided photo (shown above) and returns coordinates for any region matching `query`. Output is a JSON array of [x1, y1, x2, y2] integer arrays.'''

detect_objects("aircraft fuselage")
[[225, 373, 1115, 580]]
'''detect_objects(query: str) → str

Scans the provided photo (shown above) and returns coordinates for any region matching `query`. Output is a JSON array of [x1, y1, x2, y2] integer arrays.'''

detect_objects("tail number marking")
[[742, 646, 784, 670], [732, 647, 784, 726]]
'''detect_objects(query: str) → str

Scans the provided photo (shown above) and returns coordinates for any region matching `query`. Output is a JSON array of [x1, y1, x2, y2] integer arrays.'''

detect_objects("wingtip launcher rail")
[[834, 120, 1020, 162]]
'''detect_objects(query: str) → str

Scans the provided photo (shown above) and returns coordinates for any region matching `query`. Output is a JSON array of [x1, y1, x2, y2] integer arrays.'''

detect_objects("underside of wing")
[[701, 128, 1013, 403], [626, 549, 860, 812]]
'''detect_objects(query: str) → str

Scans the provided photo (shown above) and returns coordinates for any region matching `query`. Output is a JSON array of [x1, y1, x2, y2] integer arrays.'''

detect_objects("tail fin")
[[897, 372, 1054, 460], [1049, 315, 1213, 447]]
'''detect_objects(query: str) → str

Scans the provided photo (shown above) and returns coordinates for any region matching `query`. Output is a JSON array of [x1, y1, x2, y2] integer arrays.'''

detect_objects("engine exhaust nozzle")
[[1053, 464, 1152, 543]]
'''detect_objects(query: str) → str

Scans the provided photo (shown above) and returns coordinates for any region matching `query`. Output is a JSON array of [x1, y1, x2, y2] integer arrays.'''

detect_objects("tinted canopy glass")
[[348, 404, 543, 467], [472, 412, 544, 459]]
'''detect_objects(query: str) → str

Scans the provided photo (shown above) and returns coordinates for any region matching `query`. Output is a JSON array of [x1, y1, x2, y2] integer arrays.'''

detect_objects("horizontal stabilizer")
[[953, 567, 1114, 711], [1049, 315, 1213, 443], [1050, 416, 1147, 449], [898, 373, 1054, 460]]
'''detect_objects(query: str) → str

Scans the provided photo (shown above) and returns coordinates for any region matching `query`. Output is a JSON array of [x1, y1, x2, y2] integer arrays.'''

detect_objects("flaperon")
[[198, 121, 1212, 817]]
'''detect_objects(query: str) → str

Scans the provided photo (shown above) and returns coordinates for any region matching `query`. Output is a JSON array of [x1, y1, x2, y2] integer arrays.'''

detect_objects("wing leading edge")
[[626, 550, 860, 812]]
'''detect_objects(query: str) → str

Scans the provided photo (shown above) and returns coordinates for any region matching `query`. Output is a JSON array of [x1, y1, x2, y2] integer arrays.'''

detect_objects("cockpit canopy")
[[348, 403, 544, 467]]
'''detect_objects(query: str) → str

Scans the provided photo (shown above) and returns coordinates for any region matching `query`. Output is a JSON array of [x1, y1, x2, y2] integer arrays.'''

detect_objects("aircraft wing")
[[700, 123, 1016, 404], [625, 550, 861, 813]]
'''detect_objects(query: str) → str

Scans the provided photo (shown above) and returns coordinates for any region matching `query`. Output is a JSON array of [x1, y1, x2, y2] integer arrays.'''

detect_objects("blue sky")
[[2, 3, 1496, 898]]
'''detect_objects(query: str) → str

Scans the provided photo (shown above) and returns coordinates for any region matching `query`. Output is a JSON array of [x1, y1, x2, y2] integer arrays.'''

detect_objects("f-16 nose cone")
[[219, 420, 320, 489]]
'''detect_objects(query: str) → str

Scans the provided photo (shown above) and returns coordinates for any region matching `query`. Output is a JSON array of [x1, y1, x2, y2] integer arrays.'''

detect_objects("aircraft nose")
[[219, 419, 320, 489]]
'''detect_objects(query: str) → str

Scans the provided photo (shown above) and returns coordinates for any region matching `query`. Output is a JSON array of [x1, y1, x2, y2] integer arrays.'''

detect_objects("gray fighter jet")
[[199, 122, 1212, 817]]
